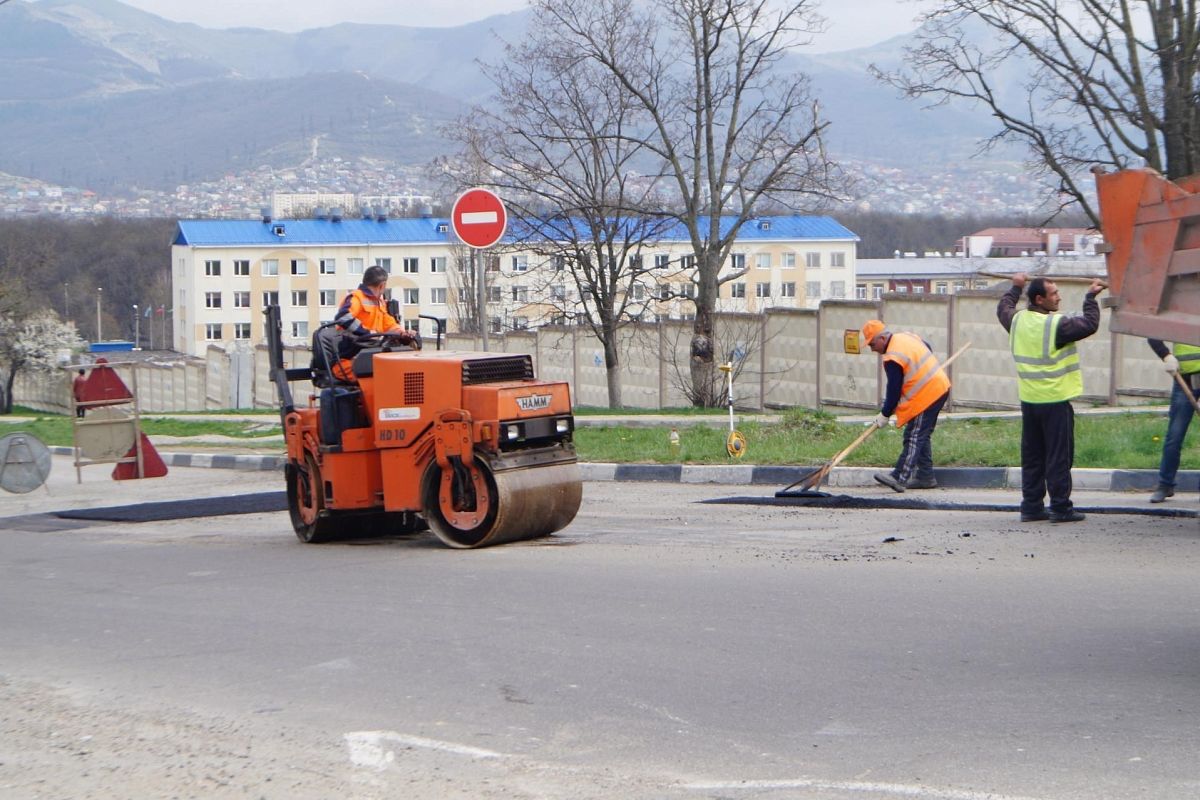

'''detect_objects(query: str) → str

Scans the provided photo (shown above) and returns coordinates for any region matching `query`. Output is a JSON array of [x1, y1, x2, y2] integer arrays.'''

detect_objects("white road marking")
[[679, 778, 1047, 800], [460, 211, 499, 225], [345, 730, 505, 770]]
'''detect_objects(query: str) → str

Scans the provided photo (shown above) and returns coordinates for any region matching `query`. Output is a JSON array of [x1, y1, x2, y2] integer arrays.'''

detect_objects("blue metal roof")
[[174, 214, 857, 247]]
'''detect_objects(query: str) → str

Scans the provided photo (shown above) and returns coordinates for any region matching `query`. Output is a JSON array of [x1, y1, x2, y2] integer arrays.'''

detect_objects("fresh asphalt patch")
[[703, 493, 1199, 518], [53, 492, 288, 523]]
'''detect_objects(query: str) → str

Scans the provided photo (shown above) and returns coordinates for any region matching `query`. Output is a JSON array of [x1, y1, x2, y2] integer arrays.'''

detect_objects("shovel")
[[778, 341, 973, 496]]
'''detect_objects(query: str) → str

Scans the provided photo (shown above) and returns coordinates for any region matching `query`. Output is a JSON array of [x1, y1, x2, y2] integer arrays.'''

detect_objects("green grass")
[[0, 415, 281, 447], [575, 405, 728, 416], [572, 409, 1197, 470]]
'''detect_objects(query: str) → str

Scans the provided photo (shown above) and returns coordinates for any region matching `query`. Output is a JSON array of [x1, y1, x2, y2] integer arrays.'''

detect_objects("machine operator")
[[332, 264, 417, 381]]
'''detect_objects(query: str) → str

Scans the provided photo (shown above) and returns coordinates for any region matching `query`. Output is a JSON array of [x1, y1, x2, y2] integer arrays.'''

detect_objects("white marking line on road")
[[345, 730, 505, 770], [459, 211, 498, 225], [680, 778, 1047, 800]]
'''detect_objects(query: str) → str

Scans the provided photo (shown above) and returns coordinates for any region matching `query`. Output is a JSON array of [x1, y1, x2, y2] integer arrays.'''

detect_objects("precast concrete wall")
[[13, 291, 1178, 414]]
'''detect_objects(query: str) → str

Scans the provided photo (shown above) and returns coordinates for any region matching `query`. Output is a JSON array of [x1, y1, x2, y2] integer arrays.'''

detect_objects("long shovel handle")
[[826, 423, 877, 473], [1173, 370, 1200, 415], [941, 341, 972, 370]]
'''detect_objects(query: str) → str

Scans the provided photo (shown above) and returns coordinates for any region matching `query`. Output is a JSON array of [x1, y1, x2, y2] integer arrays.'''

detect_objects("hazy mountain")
[[0, 0, 1014, 193]]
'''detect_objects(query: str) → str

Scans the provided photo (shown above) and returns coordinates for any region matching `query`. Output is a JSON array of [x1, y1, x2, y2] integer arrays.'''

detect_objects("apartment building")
[[171, 213, 858, 357]]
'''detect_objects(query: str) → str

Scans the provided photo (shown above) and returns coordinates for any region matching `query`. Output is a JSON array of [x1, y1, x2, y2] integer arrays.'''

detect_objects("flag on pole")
[[156, 305, 164, 316], [144, 305, 151, 318]]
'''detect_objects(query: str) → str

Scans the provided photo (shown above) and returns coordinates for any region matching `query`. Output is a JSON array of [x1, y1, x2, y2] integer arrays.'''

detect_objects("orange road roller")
[[265, 306, 582, 547]]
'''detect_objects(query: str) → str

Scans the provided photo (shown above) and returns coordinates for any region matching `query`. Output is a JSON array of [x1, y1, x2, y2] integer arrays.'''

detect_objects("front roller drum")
[[422, 456, 582, 549]]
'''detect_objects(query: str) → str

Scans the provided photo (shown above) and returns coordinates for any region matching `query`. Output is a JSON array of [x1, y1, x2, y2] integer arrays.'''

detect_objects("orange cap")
[[861, 319, 886, 345]]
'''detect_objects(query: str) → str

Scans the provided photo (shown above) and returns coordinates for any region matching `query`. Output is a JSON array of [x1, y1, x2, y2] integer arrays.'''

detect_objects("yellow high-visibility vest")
[[1009, 310, 1083, 403], [1174, 343, 1200, 375]]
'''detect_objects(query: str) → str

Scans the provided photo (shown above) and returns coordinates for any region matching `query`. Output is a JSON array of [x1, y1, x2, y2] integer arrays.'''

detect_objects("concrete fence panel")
[[762, 308, 819, 409], [819, 300, 879, 409]]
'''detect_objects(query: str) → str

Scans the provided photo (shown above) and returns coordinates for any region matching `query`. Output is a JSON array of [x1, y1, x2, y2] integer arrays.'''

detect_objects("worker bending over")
[[333, 264, 417, 380], [860, 319, 951, 493], [1146, 338, 1200, 503]]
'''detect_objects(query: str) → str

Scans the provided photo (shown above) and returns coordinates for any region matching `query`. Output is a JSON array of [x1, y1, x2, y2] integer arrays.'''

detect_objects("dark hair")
[[363, 265, 389, 287], [1026, 278, 1049, 305], [77, 369, 85, 375]]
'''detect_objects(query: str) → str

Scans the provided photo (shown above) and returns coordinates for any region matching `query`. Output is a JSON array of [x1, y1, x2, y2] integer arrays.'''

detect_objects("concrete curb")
[[48, 445, 1196, 493]]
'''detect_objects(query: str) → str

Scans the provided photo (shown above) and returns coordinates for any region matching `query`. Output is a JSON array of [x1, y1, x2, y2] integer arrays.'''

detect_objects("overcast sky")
[[115, 0, 931, 53]]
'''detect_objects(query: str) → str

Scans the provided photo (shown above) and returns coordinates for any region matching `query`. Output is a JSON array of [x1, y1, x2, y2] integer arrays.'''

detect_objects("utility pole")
[[95, 287, 103, 342], [133, 304, 140, 350]]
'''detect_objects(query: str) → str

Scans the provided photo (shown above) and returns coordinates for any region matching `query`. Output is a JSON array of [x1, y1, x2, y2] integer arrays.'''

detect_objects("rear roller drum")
[[286, 453, 342, 543], [421, 456, 582, 549]]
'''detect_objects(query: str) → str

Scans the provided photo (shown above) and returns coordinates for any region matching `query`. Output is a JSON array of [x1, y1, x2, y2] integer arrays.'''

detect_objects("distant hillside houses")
[[170, 214, 859, 358], [957, 227, 1101, 258]]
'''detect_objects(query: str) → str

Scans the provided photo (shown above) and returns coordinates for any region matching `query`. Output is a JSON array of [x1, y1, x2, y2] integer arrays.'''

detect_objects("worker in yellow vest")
[[1146, 339, 1200, 503], [997, 273, 1107, 523], [860, 320, 951, 493]]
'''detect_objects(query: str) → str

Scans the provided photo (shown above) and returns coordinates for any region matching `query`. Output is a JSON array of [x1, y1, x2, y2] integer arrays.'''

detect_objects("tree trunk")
[[1, 369, 15, 414], [603, 327, 622, 409], [688, 250, 721, 407]]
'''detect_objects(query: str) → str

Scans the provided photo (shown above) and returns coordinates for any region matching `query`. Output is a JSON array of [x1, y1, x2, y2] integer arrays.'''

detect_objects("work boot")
[[1049, 510, 1086, 523], [906, 476, 938, 489], [873, 472, 905, 493], [1149, 486, 1174, 503], [1020, 510, 1050, 522]]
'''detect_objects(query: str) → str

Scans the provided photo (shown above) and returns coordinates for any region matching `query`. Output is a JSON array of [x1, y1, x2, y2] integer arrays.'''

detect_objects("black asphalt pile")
[[55, 492, 287, 523]]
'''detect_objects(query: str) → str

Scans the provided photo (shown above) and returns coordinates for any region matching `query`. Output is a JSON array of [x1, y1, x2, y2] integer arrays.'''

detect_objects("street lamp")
[[96, 287, 103, 342], [133, 304, 140, 350]]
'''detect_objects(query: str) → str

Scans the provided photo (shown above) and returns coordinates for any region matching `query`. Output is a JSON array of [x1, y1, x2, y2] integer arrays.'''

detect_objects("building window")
[[233, 291, 250, 308], [319, 289, 337, 306], [781, 282, 796, 298], [291, 259, 307, 276], [756, 253, 771, 269], [953, 281, 966, 292], [458, 288, 470, 303], [830, 251, 846, 268], [680, 282, 696, 299], [805, 252, 821, 268], [658, 283, 671, 300], [347, 258, 364, 275], [404, 318, 419, 331], [234, 322, 251, 339], [830, 281, 845, 298], [376, 258, 392, 273], [856, 284, 868, 300], [233, 259, 249, 276], [913, 285, 925, 294], [731, 282, 746, 298], [897, 285, 909, 293], [512, 316, 529, 330], [755, 283, 771, 298], [291, 290, 308, 306], [680, 254, 695, 269], [551, 284, 566, 300], [486, 256, 500, 272], [806, 281, 821, 300], [291, 321, 309, 338], [632, 284, 645, 300], [431, 287, 447, 305], [654, 254, 670, 269], [403, 288, 419, 305], [730, 253, 745, 270], [205, 291, 222, 309], [554, 255, 566, 272], [205, 323, 222, 341], [403, 257, 419, 274], [319, 258, 336, 275], [430, 256, 446, 273], [782, 252, 796, 269], [204, 259, 221, 277], [935, 282, 949, 294], [872, 285, 884, 300], [511, 255, 528, 272], [488, 285, 502, 302], [512, 285, 529, 302], [628, 254, 644, 270], [262, 290, 279, 307], [262, 259, 279, 276], [490, 317, 502, 334]]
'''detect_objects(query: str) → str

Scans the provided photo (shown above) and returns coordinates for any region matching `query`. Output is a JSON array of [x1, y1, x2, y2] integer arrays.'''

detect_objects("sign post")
[[451, 188, 508, 352]]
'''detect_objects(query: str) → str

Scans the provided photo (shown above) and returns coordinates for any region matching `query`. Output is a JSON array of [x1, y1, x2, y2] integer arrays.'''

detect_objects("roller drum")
[[423, 455, 582, 549]]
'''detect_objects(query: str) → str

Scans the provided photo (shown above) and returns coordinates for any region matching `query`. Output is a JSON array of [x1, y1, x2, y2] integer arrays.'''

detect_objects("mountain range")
[[0, 0, 1022, 195]]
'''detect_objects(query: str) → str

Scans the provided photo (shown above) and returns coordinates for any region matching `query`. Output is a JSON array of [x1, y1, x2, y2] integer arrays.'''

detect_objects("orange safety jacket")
[[335, 285, 399, 338], [882, 332, 951, 426]]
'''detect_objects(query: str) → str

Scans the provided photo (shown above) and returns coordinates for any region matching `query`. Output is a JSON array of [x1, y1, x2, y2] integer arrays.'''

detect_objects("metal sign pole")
[[477, 249, 489, 352]]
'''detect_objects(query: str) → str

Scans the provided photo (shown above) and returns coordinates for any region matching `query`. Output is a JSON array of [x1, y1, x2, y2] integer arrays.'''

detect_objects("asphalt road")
[[1, 471, 1198, 800]]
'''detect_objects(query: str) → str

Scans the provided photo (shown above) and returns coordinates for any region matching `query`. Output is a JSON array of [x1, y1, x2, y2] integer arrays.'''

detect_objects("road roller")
[[265, 306, 582, 547]]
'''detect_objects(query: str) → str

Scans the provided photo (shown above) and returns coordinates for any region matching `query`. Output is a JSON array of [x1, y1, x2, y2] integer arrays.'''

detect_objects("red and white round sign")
[[450, 188, 508, 249]]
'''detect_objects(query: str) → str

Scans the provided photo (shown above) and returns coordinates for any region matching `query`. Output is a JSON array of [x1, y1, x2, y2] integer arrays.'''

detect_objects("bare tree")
[[446, 13, 681, 408], [486, 0, 838, 407], [875, 0, 1200, 224]]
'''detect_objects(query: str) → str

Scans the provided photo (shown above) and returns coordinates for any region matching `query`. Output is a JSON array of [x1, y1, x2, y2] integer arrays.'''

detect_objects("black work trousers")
[[1019, 400, 1075, 515]]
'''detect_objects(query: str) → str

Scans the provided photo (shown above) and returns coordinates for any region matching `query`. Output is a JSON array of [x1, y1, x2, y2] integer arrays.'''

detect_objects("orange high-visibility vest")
[[883, 332, 951, 426]]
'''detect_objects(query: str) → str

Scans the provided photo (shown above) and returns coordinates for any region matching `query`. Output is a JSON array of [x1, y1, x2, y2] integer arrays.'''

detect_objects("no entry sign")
[[451, 188, 508, 249]]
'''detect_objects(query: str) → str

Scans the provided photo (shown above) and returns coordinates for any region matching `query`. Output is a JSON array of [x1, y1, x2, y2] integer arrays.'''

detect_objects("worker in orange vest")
[[860, 319, 951, 493], [332, 264, 417, 380]]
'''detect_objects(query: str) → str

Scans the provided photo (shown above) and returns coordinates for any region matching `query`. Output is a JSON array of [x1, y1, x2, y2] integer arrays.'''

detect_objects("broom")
[[781, 341, 973, 493]]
